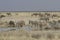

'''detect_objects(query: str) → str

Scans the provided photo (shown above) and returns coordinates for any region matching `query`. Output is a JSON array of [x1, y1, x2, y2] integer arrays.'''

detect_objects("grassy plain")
[[0, 12, 60, 40]]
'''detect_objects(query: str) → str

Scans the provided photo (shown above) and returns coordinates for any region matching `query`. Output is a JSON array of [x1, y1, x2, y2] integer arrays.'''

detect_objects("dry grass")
[[0, 30, 60, 40]]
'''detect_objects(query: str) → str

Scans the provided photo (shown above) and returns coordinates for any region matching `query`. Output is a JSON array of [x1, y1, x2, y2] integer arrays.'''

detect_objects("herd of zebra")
[[7, 12, 60, 31], [8, 19, 60, 31], [0, 12, 60, 31]]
